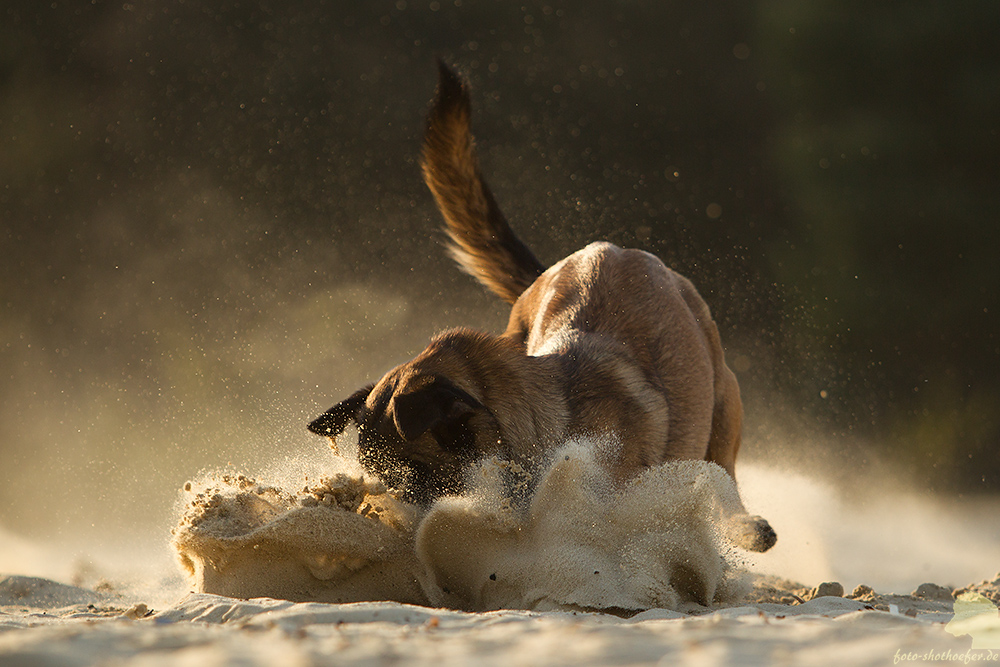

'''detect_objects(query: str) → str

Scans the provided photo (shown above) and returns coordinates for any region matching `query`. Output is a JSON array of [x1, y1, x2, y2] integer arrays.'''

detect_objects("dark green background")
[[2, 0, 997, 539]]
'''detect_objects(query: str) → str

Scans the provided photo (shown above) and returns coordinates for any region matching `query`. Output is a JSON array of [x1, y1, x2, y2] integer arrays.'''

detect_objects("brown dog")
[[310, 63, 776, 552]]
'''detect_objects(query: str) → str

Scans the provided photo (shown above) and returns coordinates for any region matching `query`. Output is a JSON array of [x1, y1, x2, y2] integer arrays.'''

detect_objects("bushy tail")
[[421, 62, 546, 305]]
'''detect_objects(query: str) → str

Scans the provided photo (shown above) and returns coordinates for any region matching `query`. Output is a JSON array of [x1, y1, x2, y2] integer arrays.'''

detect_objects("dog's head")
[[308, 349, 503, 503]]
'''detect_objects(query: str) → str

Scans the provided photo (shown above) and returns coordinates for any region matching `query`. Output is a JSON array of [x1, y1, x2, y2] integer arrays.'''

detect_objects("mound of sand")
[[0, 575, 108, 609], [171, 472, 426, 605], [171, 438, 755, 612], [955, 573, 1000, 604], [416, 441, 751, 611]]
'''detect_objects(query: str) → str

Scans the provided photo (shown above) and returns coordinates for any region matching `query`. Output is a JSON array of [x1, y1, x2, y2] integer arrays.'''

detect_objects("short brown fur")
[[309, 63, 775, 552]]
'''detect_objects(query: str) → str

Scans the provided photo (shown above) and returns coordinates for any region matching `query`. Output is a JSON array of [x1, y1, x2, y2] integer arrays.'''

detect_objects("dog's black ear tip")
[[308, 384, 373, 437], [306, 415, 334, 436], [306, 406, 351, 438]]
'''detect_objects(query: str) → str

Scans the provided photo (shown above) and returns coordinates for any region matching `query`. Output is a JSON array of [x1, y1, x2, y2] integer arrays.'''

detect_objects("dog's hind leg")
[[706, 363, 742, 480], [724, 512, 777, 553], [707, 365, 777, 553]]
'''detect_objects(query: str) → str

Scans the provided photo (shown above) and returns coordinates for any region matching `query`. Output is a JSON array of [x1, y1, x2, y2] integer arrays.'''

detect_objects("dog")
[[309, 63, 776, 552]]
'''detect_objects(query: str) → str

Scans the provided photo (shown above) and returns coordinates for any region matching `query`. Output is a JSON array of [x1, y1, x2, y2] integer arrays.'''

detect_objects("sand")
[[170, 438, 757, 613], [3, 435, 1000, 665], [2, 574, 998, 666]]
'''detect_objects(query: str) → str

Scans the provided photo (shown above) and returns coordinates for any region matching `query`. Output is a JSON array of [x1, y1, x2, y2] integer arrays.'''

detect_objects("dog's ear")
[[392, 377, 484, 443], [308, 384, 374, 437]]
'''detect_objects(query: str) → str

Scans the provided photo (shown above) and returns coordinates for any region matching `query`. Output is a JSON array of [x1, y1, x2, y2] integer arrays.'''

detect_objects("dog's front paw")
[[725, 514, 777, 552]]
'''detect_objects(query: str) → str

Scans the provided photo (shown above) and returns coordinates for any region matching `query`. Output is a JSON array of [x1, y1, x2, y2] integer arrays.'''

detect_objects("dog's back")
[[507, 241, 732, 474]]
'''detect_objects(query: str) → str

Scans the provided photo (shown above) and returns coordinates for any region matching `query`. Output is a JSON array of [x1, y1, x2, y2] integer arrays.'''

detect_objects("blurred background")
[[1, 0, 998, 550]]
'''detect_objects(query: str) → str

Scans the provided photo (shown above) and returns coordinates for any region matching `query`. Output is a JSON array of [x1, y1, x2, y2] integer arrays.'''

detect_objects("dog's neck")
[[487, 333, 569, 459], [420, 328, 569, 461]]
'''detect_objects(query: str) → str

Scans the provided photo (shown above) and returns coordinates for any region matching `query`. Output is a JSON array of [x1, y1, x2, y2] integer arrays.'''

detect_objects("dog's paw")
[[725, 514, 777, 553]]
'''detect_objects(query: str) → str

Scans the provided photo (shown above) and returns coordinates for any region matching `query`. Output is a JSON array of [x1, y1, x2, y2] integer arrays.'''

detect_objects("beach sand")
[[2, 573, 998, 666], [3, 436, 999, 665]]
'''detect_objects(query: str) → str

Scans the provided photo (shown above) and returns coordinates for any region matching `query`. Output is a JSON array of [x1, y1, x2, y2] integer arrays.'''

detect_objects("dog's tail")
[[421, 62, 546, 305]]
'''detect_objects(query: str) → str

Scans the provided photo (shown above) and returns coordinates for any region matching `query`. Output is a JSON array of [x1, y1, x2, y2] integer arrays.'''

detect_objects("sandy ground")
[[2, 450, 1000, 666], [2, 573, 999, 666]]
